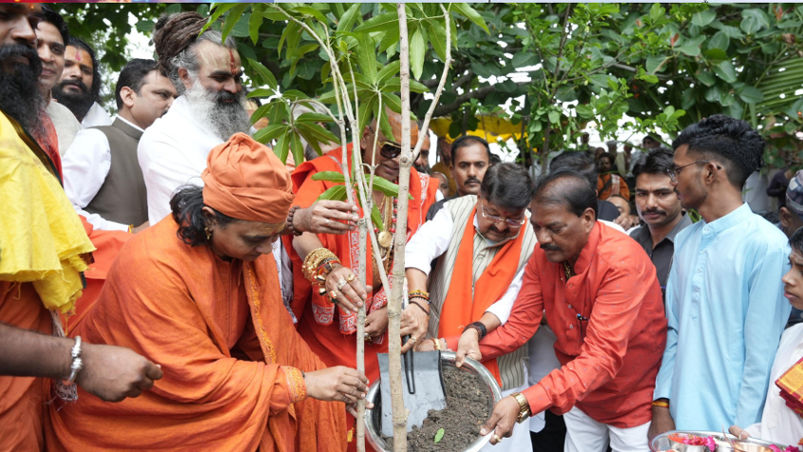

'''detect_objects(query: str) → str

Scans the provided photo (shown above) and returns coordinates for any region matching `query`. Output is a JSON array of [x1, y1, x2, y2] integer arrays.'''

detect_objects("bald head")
[[360, 108, 419, 181], [534, 170, 597, 219]]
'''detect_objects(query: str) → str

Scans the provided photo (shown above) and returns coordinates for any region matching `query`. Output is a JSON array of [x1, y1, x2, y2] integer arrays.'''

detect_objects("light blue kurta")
[[654, 203, 791, 430]]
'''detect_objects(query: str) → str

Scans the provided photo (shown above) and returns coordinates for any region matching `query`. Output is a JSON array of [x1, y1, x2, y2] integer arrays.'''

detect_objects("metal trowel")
[[377, 344, 447, 437]]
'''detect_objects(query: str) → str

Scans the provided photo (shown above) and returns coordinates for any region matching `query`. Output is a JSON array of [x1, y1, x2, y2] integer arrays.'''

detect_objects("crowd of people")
[[1, 4, 801, 452]]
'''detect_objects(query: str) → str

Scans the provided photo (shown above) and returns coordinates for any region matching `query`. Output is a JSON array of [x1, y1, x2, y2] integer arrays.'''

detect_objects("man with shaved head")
[[458, 170, 666, 451], [291, 109, 441, 449]]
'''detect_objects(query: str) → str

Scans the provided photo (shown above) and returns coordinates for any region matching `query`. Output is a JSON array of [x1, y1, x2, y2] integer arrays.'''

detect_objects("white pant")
[[563, 406, 649, 452], [482, 368, 533, 452]]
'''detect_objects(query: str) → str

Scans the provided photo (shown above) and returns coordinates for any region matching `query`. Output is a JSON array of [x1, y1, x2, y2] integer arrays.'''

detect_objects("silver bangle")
[[66, 336, 83, 384]]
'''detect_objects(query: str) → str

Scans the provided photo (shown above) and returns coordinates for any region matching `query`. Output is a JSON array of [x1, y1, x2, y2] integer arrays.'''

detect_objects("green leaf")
[[703, 48, 728, 62], [290, 133, 305, 168], [296, 112, 332, 123], [371, 204, 384, 232], [354, 12, 398, 34], [648, 3, 663, 22], [372, 175, 412, 199], [204, 4, 237, 35], [337, 3, 361, 34], [273, 133, 290, 163], [451, 3, 489, 34], [691, 9, 716, 27], [410, 28, 426, 81], [356, 32, 378, 85], [645, 55, 667, 74], [220, 4, 248, 41], [707, 31, 729, 51], [434, 428, 445, 444], [311, 171, 346, 183], [737, 86, 764, 104], [638, 73, 659, 84], [713, 60, 737, 83], [317, 185, 348, 202], [740, 8, 769, 35], [248, 4, 264, 44], [377, 60, 401, 83], [697, 71, 716, 87], [424, 20, 447, 62], [253, 124, 287, 143], [547, 110, 560, 124], [294, 6, 328, 24], [247, 59, 278, 89]]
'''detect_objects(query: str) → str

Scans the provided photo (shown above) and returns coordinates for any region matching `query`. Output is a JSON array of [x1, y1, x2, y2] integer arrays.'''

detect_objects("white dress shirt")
[[405, 206, 525, 324], [62, 115, 143, 231], [81, 102, 113, 128]]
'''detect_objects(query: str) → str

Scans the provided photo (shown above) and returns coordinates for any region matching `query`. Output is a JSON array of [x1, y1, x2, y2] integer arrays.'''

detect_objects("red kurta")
[[479, 222, 666, 428], [47, 217, 347, 451], [291, 146, 439, 382]]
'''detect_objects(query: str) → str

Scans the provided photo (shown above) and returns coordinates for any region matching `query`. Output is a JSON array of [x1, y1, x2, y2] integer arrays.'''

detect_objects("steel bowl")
[[364, 351, 502, 452]]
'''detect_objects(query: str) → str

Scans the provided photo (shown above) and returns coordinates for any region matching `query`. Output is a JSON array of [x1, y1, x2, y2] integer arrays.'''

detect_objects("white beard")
[[184, 78, 250, 141]]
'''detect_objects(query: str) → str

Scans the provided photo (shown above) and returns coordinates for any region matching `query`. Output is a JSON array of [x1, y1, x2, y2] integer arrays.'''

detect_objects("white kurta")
[[45, 100, 81, 154], [137, 95, 222, 224], [81, 102, 113, 128], [745, 323, 803, 445]]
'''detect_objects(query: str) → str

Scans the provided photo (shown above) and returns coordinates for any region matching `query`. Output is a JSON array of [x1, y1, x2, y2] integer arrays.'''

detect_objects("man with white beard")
[[137, 13, 251, 223]]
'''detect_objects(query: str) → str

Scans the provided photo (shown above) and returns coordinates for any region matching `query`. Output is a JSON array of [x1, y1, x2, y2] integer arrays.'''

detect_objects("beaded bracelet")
[[283, 206, 303, 236]]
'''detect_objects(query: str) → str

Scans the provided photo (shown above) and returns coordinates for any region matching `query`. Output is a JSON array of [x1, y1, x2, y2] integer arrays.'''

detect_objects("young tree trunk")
[[389, 4, 411, 450]]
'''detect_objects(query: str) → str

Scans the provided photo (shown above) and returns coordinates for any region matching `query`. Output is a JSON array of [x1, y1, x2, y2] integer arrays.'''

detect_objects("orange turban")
[[202, 133, 294, 223]]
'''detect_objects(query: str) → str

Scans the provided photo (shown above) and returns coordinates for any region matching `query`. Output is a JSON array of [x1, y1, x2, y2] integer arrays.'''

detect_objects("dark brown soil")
[[383, 364, 493, 451]]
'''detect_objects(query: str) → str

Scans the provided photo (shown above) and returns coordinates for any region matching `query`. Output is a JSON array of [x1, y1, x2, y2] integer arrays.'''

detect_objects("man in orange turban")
[[48, 133, 368, 451]]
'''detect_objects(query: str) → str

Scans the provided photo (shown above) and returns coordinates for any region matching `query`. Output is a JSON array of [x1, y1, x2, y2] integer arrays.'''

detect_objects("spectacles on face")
[[379, 141, 402, 160], [667, 160, 720, 181], [480, 203, 526, 228]]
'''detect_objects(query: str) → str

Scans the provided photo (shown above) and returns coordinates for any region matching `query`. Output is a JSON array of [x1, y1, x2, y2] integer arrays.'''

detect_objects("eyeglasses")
[[480, 204, 527, 228], [380, 141, 402, 159], [667, 160, 720, 181]]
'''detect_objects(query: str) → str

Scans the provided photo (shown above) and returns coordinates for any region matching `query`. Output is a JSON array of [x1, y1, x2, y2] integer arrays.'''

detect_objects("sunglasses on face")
[[379, 141, 403, 159]]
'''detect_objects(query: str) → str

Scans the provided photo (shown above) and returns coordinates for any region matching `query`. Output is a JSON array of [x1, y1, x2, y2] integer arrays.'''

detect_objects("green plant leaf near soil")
[[434, 427, 445, 444]]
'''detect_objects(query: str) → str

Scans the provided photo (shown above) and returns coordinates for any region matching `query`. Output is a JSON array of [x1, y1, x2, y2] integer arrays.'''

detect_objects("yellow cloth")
[[0, 112, 94, 313]]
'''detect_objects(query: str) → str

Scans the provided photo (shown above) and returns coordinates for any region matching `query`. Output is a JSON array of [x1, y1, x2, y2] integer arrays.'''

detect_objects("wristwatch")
[[511, 392, 530, 423]]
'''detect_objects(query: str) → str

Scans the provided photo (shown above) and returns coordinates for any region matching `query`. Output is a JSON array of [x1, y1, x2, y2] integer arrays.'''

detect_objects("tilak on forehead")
[[229, 48, 236, 74]]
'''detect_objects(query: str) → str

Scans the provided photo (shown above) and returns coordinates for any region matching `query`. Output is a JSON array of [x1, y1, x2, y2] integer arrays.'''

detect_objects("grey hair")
[[168, 30, 237, 94]]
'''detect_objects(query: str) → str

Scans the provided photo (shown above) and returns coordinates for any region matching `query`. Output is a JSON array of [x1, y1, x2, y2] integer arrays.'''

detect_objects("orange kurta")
[[46, 217, 346, 452], [291, 146, 439, 382]]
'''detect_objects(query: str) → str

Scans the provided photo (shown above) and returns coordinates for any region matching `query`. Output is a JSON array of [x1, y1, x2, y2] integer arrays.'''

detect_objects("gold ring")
[[492, 434, 501, 443], [336, 278, 347, 290], [346, 273, 356, 282]]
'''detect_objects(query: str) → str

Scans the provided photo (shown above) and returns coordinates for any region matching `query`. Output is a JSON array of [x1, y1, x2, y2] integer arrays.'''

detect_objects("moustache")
[[642, 209, 666, 216], [465, 177, 481, 185], [58, 78, 89, 93], [540, 243, 561, 251], [215, 90, 240, 105]]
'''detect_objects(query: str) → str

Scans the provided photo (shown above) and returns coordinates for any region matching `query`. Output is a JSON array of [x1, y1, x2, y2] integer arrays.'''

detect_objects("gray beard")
[[184, 79, 250, 141]]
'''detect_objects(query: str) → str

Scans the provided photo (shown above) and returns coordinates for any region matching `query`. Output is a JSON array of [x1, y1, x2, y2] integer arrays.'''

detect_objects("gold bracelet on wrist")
[[302, 248, 338, 283], [511, 392, 531, 423]]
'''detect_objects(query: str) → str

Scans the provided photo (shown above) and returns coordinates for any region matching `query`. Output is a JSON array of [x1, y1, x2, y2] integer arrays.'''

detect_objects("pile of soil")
[[383, 364, 492, 451]]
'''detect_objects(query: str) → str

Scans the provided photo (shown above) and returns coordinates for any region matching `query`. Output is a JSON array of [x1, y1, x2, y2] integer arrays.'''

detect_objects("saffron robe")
[[291, 146, 439, 382], [47, 217, 347, 452]]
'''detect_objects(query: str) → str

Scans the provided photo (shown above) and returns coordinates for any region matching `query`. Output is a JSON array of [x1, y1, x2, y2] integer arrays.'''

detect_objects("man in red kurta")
[[460, 170, 666, 451]]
